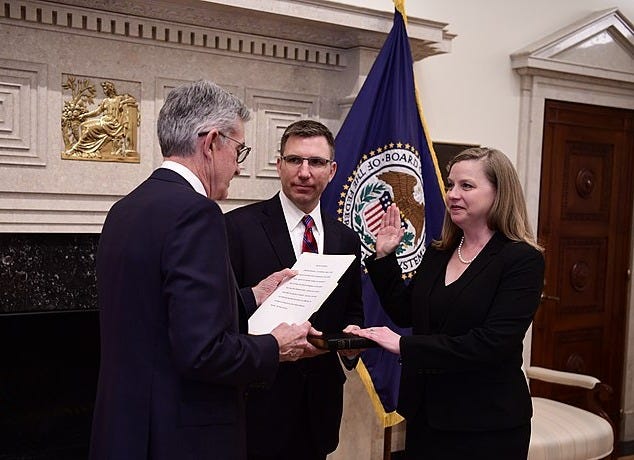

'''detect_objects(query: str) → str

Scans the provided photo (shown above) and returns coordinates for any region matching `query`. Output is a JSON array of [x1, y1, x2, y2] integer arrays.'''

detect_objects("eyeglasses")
[[280, 154, 333, 169], [198, 131, 251, 164]]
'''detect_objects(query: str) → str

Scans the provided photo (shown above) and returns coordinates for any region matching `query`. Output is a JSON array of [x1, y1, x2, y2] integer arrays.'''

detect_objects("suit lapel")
[[438, 232, 507, 329], [452, 232, 506, 288], [260, 195, 297, 268], [415, 248, 451, 333], [258, 197, 343, 265], [321, 211, 342, 255]]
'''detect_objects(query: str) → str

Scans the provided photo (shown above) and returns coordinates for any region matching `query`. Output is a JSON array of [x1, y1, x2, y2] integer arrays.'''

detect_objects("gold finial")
[[394, 0, 407, 24]]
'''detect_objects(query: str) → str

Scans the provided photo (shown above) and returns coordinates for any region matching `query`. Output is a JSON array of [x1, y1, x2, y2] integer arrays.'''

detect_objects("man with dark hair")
[[226, 120, 363, 460], [90, 81, 313, 460]]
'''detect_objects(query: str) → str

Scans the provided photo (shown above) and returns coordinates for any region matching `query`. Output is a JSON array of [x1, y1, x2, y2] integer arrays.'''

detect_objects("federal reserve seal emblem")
[[338, 143, 427, 278]]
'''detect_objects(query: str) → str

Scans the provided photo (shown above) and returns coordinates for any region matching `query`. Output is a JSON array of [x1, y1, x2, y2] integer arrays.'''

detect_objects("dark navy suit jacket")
[[90, 168, 279, 460], [225, 194, 363, 456], [366, 232, 544, 431]]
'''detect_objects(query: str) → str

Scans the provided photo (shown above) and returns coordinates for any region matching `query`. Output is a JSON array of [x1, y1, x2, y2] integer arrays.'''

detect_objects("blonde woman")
[[355, 148, 544, 459]]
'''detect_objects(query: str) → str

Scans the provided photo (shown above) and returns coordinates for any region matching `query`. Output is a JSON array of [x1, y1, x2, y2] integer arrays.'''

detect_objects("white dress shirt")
[[160, 160, 207, 197], [278, 191, 324, 258]]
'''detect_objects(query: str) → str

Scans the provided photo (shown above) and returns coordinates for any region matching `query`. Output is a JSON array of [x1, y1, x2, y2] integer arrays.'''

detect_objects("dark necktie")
[[301, 215, 318, 254]]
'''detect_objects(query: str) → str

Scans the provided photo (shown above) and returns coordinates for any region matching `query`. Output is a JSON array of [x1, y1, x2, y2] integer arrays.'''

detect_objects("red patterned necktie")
[[301, 215, 318, 254]]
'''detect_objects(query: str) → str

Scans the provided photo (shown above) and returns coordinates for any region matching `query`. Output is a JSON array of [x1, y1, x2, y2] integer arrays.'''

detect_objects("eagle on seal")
[[377, 171, 425, 244]]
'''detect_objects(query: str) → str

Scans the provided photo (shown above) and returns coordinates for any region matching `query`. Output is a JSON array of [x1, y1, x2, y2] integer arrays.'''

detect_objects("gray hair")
[[157, 80, 250, 158]]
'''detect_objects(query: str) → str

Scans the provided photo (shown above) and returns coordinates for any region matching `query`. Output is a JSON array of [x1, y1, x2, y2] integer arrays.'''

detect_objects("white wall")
[[338, 0, 634, 158], [335, 0, 634, 444]]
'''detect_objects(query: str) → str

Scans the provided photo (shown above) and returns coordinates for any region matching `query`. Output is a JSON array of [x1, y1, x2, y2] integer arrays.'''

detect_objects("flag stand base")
[[383, 426, 392, 460]]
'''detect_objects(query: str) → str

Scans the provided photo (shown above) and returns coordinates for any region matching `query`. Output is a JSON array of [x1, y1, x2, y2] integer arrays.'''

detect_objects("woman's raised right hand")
[[375, 203, 405, 259]]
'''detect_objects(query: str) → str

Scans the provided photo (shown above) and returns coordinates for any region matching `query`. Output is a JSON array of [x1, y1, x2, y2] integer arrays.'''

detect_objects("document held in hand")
[[248, 252, 355, 335]]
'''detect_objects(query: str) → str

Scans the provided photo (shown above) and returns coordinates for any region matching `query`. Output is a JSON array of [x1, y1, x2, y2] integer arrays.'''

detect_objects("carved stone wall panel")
[[561, 140, 613, 221], [0, 59, 47, 166], [0, 191, 115, 233], [217, 89, 320, 204], [0, 0, 452, 233], [0, 2, 357, 227], [558, 237, 607, 314], [0, 24, 159, 204], [247, 89, 319, 179]]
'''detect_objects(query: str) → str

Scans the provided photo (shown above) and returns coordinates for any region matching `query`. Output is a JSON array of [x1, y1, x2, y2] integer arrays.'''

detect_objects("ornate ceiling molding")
[[2, 0, 454, 62]]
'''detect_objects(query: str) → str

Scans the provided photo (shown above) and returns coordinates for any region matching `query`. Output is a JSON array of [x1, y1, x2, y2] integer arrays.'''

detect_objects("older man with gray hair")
[[90, 80, 314, 460]]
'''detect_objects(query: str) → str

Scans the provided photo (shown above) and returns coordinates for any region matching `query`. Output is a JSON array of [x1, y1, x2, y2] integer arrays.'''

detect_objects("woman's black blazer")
[[366, 232, 544, 431]]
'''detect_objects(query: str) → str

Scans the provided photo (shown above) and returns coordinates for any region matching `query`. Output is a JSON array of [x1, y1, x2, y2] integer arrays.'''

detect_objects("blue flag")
[[322, 3, 445, 427]]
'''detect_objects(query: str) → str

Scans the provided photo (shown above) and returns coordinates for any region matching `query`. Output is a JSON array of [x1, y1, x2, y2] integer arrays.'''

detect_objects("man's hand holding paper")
[[248, 253, 355, 335], [252, 268, 298, 306]]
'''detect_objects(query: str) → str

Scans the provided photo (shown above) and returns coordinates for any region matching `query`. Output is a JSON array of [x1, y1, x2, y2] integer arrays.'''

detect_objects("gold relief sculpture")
[[61, 77, 140, 162]]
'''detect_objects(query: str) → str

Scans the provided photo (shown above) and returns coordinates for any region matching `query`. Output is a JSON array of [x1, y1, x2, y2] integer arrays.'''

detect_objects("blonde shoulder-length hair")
[[433, 147, 543, 252]]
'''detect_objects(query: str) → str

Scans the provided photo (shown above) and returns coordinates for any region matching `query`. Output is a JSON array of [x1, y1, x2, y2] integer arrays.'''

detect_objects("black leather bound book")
[[308, 332, 378, 350]]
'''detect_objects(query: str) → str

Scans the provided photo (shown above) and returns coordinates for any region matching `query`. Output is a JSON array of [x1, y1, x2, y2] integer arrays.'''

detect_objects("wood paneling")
[[532, 100, 634, 440]]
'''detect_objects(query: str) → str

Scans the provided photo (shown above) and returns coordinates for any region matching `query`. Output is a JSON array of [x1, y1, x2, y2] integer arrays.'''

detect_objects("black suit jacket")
[[225, 194, 363, 455], [366, 232, 544, 431], [90, 169, 279, 460]]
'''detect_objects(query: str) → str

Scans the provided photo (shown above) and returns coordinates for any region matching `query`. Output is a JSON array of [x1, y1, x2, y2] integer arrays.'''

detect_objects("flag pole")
[[323, 0, 446, 455], [384, 3, 405, 460]]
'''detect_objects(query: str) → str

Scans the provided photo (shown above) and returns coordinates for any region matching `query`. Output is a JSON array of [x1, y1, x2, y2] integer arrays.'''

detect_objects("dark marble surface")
[[0, 310, 100, 459], [0, 234, 99, 314], [0, 235, 100, 458]]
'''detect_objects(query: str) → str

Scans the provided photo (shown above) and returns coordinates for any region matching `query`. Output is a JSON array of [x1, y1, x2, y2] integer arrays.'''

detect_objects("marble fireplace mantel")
[[0, 0, 454, 233], [48, 0, 454, 60]]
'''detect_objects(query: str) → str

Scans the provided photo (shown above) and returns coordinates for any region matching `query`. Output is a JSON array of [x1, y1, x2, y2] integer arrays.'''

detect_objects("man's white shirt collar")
[[160, 160, 207, 197], [278, 191, 324, 257]]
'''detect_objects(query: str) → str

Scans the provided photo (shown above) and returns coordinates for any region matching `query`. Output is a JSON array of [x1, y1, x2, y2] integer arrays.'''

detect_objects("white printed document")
[[248, 252, 355, 335]]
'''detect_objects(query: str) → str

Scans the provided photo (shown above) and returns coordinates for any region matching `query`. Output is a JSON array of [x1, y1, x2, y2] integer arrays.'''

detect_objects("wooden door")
[[531, 100, 634, 435]]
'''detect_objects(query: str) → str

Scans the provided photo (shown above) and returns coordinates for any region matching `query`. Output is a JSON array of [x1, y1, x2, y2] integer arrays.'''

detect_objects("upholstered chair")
[[527, 366, 614, 460]]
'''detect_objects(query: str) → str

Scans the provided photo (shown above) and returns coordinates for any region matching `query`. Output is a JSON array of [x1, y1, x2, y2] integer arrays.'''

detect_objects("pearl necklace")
[[457, 236, 477, 264]]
